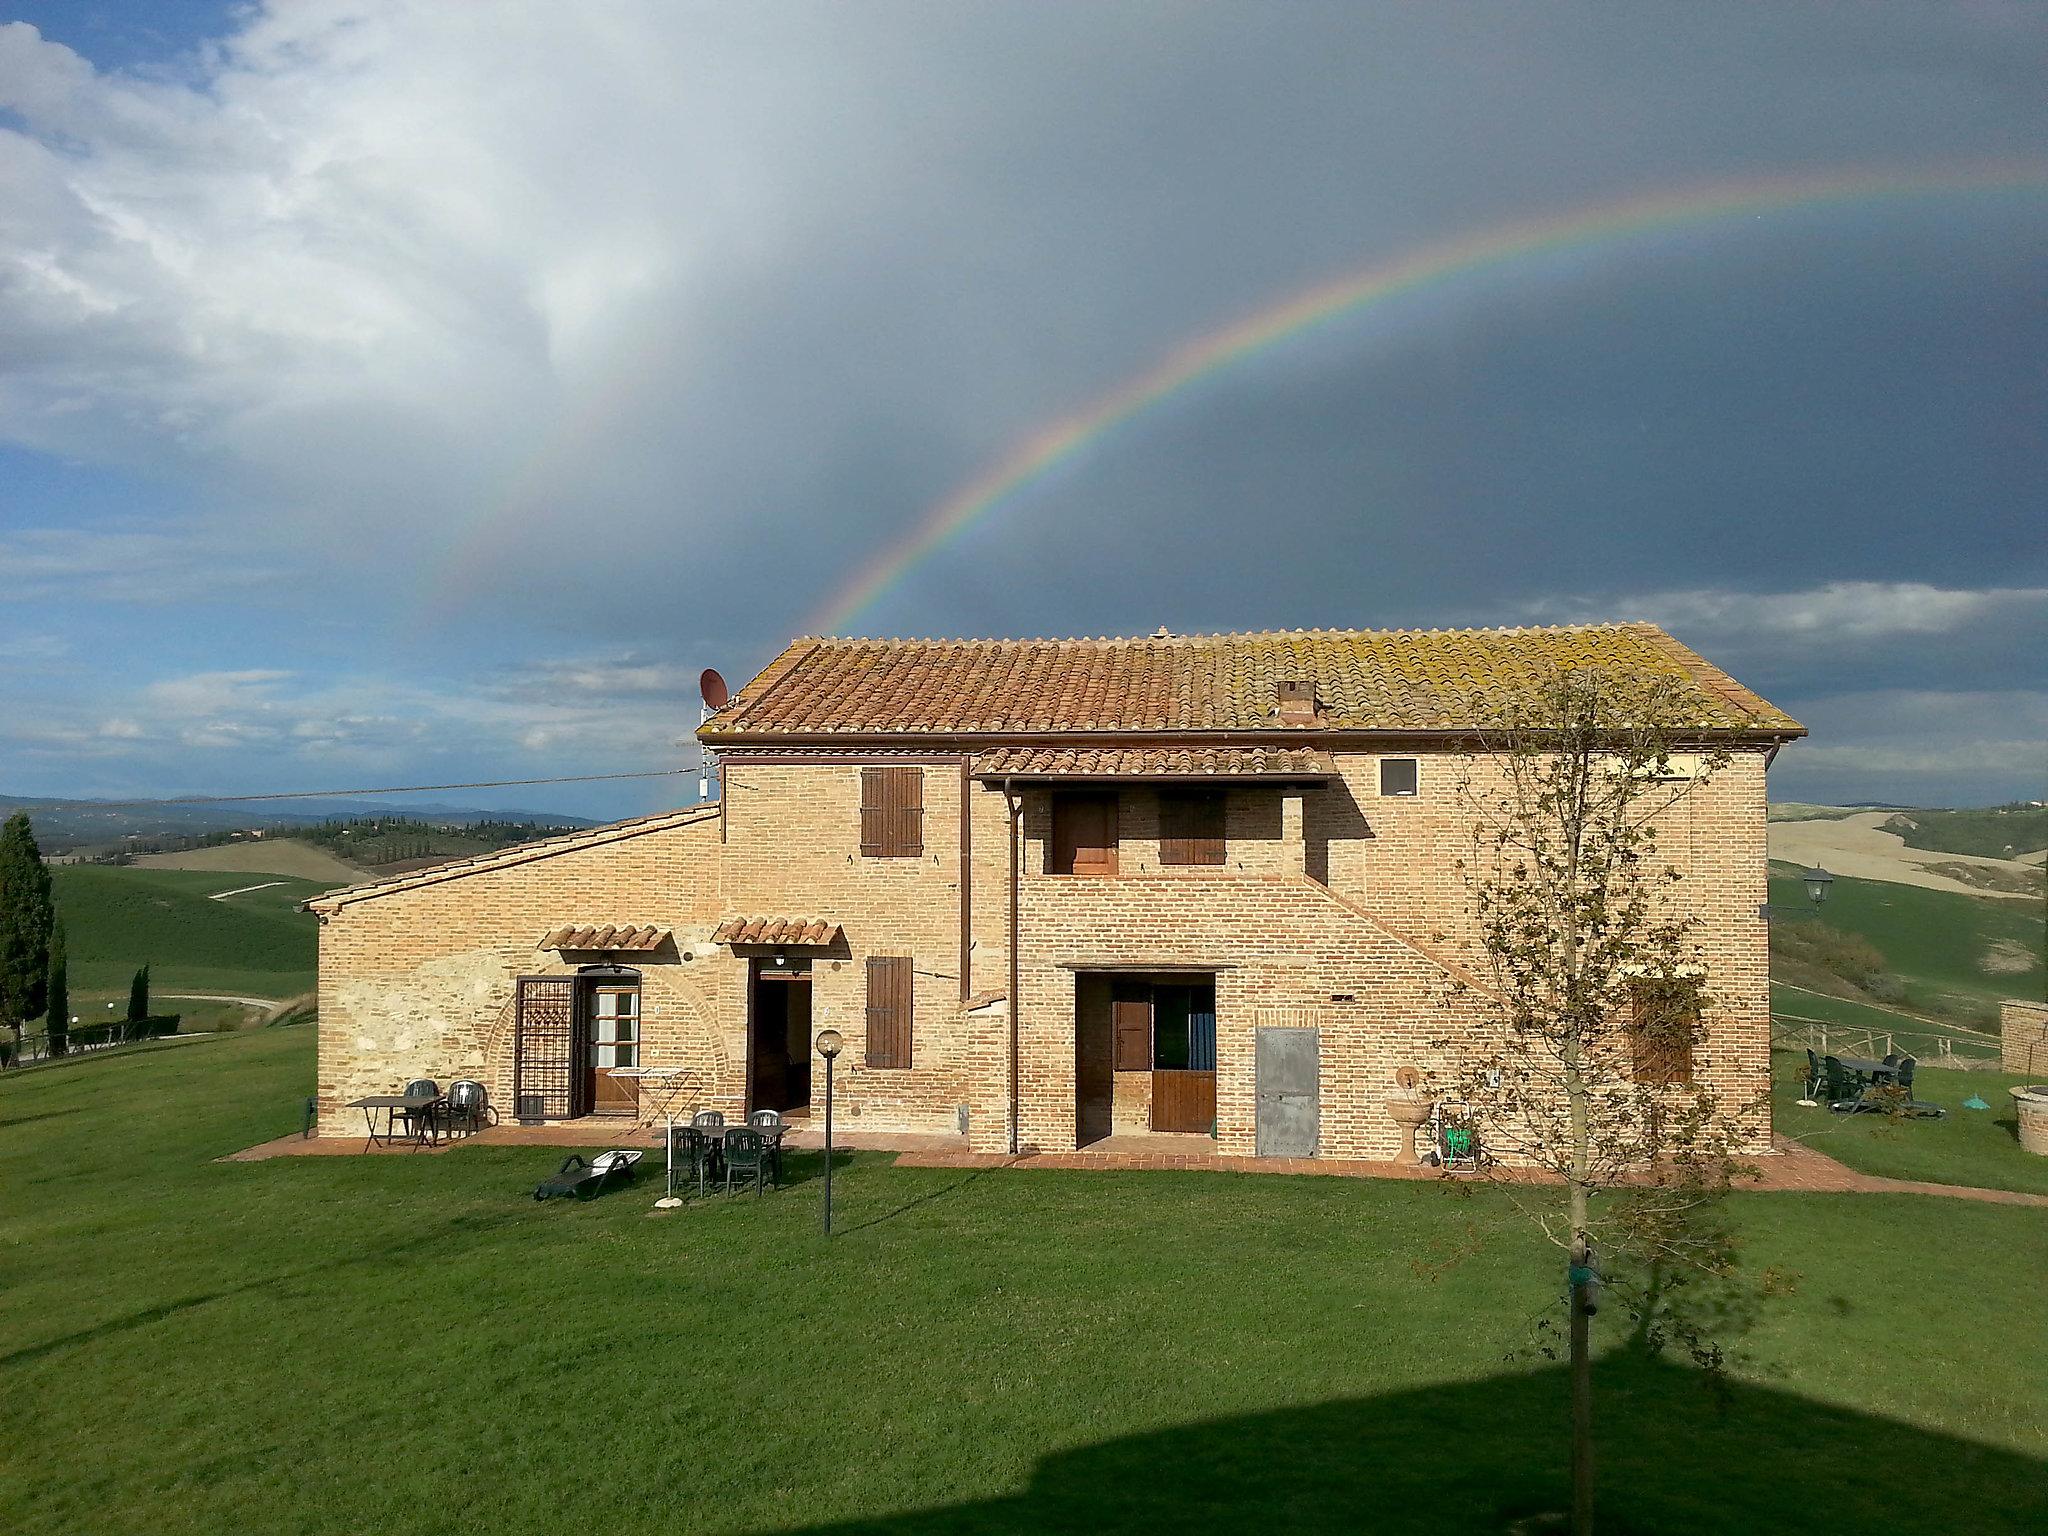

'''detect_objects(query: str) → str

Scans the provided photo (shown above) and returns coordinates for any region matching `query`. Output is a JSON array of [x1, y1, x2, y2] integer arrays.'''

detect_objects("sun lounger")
[[532, 1149, 644, 1201]]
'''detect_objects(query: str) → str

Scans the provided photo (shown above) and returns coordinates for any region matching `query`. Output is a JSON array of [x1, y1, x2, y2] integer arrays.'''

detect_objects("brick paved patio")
[[226, 1122, 2048, 1206]]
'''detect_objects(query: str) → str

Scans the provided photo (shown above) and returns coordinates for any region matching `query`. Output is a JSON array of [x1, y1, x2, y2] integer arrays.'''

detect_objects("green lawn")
[[47, 864, 333, 1002], [2, 1032, 2045, 1534], [1772, 1049, 2048, 1197], [1768, 866, 2044, 1027]]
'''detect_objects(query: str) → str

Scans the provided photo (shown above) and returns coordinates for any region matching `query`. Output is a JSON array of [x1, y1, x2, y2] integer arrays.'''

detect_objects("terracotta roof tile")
[[711, 916, 844, 946], [971, 745, 1338, 779], [540, 924, 670, 951], [700, 624, 1801, 740]]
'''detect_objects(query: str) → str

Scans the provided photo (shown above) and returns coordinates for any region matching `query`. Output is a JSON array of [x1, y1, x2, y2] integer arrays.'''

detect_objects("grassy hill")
[[131, 839, 366, 882], [1881, 805, 2048, 860], [1768, 863, 2044, 1032], [48, 865, 335, 1005]]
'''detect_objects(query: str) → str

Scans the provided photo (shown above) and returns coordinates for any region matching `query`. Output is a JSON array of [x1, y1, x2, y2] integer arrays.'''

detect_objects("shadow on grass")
[[0, 1108, 79, 1131], [0, 1209, 522, 1370], [764, 1347, 2047, 1536], [835, 1165, 991, 1234]]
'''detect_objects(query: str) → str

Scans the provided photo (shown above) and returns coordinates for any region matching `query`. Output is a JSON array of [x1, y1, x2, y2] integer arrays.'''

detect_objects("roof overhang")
[[712, 916, 844, 947], [540, 924, 671, 952], [969, 746, 1340, 782]]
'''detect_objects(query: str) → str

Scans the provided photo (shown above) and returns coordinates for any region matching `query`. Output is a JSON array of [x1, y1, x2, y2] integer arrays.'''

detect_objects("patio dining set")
[[345, 1078, 498, 1148], [1802, 1050, 1946, 1118], [663, 1110, 790, 1198]]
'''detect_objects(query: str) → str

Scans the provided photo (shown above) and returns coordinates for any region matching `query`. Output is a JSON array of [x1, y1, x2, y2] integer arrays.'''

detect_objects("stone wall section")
[[2004, 1000, 2048, 1076], [312, 811, 726, 1136]]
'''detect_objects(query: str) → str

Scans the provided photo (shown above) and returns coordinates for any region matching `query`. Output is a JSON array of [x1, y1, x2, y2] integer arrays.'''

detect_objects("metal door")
[[513, 975, 585, 1122], [1255, 1026, 1319, 1157]]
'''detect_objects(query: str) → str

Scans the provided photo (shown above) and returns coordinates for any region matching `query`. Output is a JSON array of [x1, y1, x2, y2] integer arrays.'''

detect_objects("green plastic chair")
[[722, 1128, 772, 1195]]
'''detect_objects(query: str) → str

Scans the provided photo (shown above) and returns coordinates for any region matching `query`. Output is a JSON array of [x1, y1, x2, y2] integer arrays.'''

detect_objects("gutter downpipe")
[[1006, 778, 1021, 1156]]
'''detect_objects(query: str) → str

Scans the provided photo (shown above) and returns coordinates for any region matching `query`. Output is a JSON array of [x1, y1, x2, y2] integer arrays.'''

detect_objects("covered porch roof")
[[971, 745, 1338, 782]]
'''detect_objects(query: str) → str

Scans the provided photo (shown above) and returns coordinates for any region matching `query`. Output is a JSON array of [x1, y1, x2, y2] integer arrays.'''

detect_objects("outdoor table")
[[1837, 1056, 1898, 1080], [347, 1092, 442, 1149], [664, 1122, 789, 1196]]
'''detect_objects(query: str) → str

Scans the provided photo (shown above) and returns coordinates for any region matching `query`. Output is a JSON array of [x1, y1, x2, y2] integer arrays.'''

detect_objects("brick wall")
[[312, 810, 728, 1135], [2004, 1000, 2048, 1076], [311, 742, 1775, 1160]]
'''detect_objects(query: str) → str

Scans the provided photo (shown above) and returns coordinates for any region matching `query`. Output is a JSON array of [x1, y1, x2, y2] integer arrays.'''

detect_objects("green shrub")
[[1769, 919, 1890, 991]]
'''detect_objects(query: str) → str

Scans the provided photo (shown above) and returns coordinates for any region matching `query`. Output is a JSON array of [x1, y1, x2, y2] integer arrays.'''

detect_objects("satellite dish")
[[699, 668, 730, 709]]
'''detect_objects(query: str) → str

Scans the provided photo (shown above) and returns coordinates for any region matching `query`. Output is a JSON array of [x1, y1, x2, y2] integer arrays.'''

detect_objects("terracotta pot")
[[1387, 1095, 1433, 1167], [2013, 1086, 2048, 1157]]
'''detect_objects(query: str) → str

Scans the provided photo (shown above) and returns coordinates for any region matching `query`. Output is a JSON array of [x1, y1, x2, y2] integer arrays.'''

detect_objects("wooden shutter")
[[1628, 980, 1697, 1087], [1051, 793, 1119, 876], [860, 767, 924, 858], [1159, 791, 1225, 866], [865, 955, 913, 1068], [1111, 983, 1152, 1071]]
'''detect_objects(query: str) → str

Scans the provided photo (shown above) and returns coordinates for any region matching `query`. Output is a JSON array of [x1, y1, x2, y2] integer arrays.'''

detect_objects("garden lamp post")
[[816, 1028, 844, 1235]]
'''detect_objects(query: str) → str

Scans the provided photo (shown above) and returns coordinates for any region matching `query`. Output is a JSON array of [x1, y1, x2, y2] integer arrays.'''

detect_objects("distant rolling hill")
[[131, 840, 367, 882], [49, 865, 335, 1006], [1768, 863, 2044, 1034]]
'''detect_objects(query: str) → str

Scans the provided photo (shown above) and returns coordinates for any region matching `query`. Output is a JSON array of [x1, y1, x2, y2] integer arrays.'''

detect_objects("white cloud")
[[1527, 581, 2048, 643], [0, 528, 281, 603], [0, 7, 913, 567], [0, 655, 696, 794]]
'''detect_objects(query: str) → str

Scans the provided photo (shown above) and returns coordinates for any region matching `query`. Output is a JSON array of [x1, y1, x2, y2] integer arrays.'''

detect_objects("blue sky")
[[1, 2, 2044, 820]]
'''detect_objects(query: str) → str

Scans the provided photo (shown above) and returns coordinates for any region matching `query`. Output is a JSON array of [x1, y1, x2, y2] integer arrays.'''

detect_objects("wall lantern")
[[1802, 866, 1834, 908]]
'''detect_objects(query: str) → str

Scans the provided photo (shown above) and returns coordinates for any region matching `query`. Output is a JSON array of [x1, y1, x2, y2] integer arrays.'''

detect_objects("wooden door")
[[1151, 1070, 1216, 1133], [1051, 793, 1119, 875], [587, 982, 641, 1117]]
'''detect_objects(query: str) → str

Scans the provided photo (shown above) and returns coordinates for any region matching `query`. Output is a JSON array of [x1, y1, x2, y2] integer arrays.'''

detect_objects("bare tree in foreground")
[[1426, 667, 1766, 1536]]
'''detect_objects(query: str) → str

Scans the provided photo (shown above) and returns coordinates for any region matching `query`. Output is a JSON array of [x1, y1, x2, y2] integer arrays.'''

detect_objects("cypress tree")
[[0, 811, 54, 1037], [128, 963, 151, 1023], [45, 920, 68, 1058]]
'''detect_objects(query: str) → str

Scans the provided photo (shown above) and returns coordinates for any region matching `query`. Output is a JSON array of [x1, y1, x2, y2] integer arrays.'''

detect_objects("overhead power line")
[[12, 768, 692, 810]]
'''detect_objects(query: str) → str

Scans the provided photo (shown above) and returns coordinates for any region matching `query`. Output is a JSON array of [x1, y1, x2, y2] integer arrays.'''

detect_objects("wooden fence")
[[1771, 1009, 2002, 1068]]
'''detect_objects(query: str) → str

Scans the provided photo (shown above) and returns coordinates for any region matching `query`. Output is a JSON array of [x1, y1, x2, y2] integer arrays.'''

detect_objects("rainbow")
[[808, 161, 2047, 636]]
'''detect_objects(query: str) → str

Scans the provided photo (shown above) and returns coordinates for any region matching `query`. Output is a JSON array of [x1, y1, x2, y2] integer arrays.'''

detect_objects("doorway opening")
[[1074, 972, 1217, 1143], [749, 958, 813, 1115], [580, 966, 641, 1118]]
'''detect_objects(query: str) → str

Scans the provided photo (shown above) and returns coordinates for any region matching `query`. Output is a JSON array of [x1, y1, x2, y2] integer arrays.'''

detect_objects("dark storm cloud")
[[1, 3, 2042, 808]]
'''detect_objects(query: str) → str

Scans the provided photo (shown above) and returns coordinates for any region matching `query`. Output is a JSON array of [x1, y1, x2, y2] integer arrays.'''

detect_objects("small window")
[[1627, 978, 1698, 1087], [1379, 757, 1418, 797], [1050, 792, 1119, 876], [1159, 791, 1225, 866], [860, 767, 924, 858], [865, 955, 913, 1068], [591, 985, 640, 1068]]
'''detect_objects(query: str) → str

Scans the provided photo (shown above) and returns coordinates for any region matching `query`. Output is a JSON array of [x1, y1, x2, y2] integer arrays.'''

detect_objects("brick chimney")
[[1274, 678, 1318, 725]]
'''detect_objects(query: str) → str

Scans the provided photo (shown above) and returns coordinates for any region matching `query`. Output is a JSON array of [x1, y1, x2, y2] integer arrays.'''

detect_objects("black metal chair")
[[1802, 1049, 1825, 1100], [723, 1128, 772, 1195]]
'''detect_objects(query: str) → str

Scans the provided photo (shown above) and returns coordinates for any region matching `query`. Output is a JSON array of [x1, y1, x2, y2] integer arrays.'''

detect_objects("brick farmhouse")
[[311, 623, 1804, 1159]]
